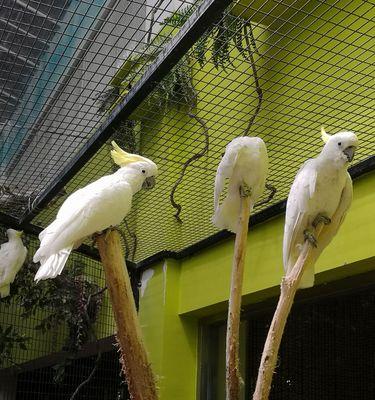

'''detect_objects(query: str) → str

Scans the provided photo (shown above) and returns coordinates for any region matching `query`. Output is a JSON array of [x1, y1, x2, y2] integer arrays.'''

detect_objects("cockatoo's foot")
[[92, 228, 114, 242], [304, 229, 318, 248], [312, 214, 331, 228], [240, 183, 252, 198]]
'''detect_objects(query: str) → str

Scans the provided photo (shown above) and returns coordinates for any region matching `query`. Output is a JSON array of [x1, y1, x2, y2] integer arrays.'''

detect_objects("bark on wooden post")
[[226, 195, 252, 400], [97, 229, 158, 400], [252, 224, 324, 400]]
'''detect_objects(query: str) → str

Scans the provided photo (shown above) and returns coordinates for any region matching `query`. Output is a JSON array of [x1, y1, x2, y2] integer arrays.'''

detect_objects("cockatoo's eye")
[[338, 142, 342, 146], [141, 169, 146, 174]]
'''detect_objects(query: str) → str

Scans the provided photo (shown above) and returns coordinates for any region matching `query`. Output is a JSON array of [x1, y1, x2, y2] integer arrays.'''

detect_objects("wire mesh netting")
[[0, 0, 197, 214], [0, 226, 116, 374], [15, 350, 128, 399], [201, 284, 375, 399], [0, 0, 374, 264]]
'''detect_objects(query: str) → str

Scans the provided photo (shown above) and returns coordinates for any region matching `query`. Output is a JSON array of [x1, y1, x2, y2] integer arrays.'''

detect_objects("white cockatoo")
[[0, 229, 27, 298], [213, 137, 269, 233], [283, 127, 358, 288], [33, 142, 158, 281]]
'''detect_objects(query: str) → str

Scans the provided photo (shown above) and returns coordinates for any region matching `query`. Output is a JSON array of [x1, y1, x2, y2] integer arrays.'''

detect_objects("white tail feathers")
[[298, 267, 315, 289], [212, 195, 242, 233], [34, 246, 73, 282], [286, 259, 315, 289]]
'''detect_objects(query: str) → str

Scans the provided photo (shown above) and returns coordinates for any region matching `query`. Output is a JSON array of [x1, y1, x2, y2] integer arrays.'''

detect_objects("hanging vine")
[[164, 8, 265, 220], [94, 6, 267, 222], [124, 220, 138, 262], [170, 113, 209, 223]]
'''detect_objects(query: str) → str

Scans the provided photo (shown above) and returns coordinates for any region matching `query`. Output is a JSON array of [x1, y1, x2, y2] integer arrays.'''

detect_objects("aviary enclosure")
[[0, 0, 374, 399]]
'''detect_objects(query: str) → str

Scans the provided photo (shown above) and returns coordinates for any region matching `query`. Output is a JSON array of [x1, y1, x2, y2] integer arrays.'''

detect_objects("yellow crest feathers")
[[110, 141, 145, 166], [321, 126, 331, 144]]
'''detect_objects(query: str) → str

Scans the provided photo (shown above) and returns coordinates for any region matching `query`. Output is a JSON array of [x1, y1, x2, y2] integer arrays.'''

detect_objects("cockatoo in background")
[[33, 142, 158, 281], [213, 137, 269, 233], [0, 229, 27, 298], [283, 127, 358, 288]]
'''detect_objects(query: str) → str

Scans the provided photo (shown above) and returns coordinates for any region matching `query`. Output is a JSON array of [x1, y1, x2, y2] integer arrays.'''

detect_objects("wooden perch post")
[[97, 229, 158, 400], [226, 194, 252, 400], [252, 224, 324, 400]]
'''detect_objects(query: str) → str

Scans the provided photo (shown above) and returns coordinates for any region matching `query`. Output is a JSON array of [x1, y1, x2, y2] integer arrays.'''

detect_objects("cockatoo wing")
[[306, 172, 353, 268], [318, 172, 352, 247], [213, 137, 268, 233], [283, 160, 317, 274], [214, 145, 239, 211], [35, 175, 133, 262], [243, 139, 268, 203], [39, 175, 115, 242], [0, 242, 14, 281]]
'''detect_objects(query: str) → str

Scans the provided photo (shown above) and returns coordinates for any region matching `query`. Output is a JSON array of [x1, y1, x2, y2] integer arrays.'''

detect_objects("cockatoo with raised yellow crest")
[[213, 137, 269, 233], [283, 127, 358, 288], [33, 142, 158, 281], [0, 229, 27, 297]]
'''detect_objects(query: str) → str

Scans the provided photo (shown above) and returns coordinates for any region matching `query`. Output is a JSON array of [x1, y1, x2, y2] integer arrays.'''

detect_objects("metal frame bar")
[[0, 89, 19, 102], [20, 0, 233, 224]]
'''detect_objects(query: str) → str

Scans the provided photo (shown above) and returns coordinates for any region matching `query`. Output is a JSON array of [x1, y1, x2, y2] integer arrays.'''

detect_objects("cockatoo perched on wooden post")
[[283, 127, 358, 288], [213, 137, 269, 232], [213, 136, 268, 400], [253, 129, 359, 400], [0, 229, 27, 298], [34, 142, 158, 281]]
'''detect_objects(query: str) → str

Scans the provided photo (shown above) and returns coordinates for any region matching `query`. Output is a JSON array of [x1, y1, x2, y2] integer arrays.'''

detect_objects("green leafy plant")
[[147, 57, 197, 112], [7, 259, 104, 354], [96, 6, 259, 114], [111, 120, 137, 153], [0, 325, 29, 367], [162, 7, 259, 69], [94, 86, 120, 114]]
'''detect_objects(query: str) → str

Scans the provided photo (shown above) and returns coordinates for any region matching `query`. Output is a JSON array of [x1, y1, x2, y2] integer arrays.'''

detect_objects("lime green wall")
[[178, 172, 375, 316], [139, 259, 198, 399]]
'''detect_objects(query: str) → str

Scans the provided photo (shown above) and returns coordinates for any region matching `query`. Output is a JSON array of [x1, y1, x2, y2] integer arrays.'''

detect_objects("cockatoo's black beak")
[[343, 146, 355, 162], [142, 176, 156, 190]]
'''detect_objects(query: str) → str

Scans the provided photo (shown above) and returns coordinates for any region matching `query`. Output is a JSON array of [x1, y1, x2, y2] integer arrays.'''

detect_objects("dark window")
[[200, 284, 375, 399]]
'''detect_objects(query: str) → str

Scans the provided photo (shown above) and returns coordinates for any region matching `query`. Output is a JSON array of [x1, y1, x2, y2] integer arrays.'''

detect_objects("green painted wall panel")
[[179, 172, 375, 316], [139, 259, 198, 399]]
